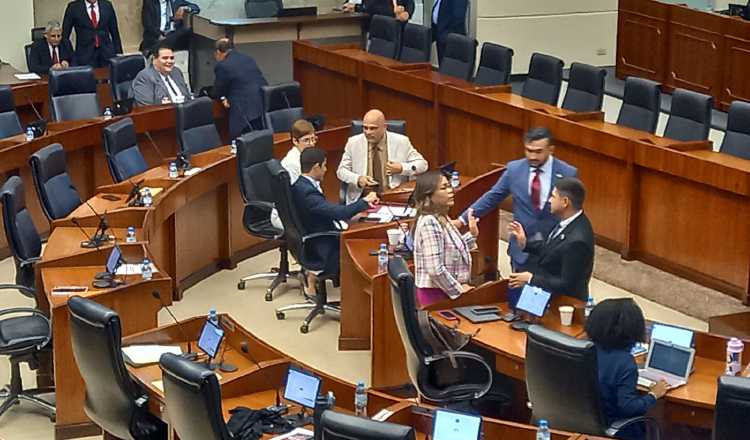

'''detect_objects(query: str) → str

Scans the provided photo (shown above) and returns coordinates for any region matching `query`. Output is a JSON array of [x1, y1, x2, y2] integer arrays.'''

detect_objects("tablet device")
[[516, 285, 552, 317], [432, 408, 482, 440], [106, 245, 123, 274], [283, 365, 321, 409], [650, 323, 694, 348], [197, 320, 224, 360]]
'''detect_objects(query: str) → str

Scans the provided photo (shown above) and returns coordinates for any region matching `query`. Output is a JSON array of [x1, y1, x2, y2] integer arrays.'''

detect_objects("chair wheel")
[[276, 311, 285, 320], [49, 414, 56, 422], [300, 324, 309, 334], [237, 281, 246, 290], [265, 292, 273, 302]]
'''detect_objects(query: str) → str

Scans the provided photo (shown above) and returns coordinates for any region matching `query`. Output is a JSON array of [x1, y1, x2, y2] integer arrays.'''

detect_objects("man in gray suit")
[[132, 41, 190, 106]]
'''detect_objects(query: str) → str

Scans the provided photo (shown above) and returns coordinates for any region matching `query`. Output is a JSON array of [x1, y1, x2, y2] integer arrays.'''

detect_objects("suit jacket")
[[526, 212, 594, 301], [132, 64, 190, 106], [213, 50, 268, 139], [28, 39, 75, 75], [357, 0, 415, 19], [63, 0, 123, 65], [431, 0, 467, 41], [462, 157, 577, 267], [337, 131, 428, 204], [596, 346, 656, 432], [140, 0, 200, 52]]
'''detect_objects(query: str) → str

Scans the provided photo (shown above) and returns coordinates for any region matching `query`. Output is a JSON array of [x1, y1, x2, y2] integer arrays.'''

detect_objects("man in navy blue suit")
[[431, 0, 468, 62], [213, 38, 268, 139]]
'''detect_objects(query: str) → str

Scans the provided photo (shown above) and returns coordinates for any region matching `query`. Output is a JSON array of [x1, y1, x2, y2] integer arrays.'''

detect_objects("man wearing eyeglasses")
[[281, 119, 318, 184]]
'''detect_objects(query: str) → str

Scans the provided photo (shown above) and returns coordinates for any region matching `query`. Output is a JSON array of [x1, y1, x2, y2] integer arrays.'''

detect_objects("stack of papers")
[[270, 428, 314, 440], [184, 167, 203, 177], [14, 73, 41, 80], [122, 345, 182, 366], [115, 263, 158, 276], [365, 205, 416, 223]]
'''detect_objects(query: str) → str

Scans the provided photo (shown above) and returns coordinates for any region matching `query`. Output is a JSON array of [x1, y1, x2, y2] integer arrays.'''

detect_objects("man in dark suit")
[[342, 0, 416, 26], [507, 177, 594, 300], [213, 38, 269, 139], [140, 0, 200, 55], [292, 147, 378, 290], [28, 20, 75, 75], [431, 0, 468, 61], [63, 0, 123, 67]]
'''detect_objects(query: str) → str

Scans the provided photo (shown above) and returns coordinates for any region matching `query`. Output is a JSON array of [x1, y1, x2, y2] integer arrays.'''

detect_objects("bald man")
[[337, 109, 428, 204]]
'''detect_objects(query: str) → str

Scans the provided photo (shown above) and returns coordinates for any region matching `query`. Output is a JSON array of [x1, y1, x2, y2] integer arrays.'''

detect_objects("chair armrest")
[[302, 231, 342, 243], [19, 257, 41, 269], [300, 231, 343, 271], [246, 200, 275, 212], [0, 307, 52, 349], [606, 416, 660, 439], [424, 351, 493, 399], [0, 284, 36, 298]]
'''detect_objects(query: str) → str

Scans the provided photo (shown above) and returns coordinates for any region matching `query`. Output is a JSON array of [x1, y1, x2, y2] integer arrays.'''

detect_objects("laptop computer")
[[637, 339, 695, 389], [112, 97, 134, 116], [432, 408, 482, 440]]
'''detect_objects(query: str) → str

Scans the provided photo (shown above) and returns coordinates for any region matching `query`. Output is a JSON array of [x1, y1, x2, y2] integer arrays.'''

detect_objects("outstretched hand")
[[467, 209, 479, 237], [507, 221, 527, 250]]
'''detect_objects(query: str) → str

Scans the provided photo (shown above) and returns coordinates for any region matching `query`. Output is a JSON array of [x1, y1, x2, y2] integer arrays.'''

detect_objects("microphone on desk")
[[239, 340, 261, 369], [144, 131, 167, 161], [70, 216, 102, 251], [25, 97, 48, 137], [81, 197, 112, 247], [125, 178, 145, 206], [151, 290, 198, 361]]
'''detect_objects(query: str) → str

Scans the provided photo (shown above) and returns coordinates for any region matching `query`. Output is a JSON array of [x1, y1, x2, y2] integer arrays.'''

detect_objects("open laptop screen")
[[650, 323, 694, 348], [433, 409, 482, 440], [648, 340, 692, 377]]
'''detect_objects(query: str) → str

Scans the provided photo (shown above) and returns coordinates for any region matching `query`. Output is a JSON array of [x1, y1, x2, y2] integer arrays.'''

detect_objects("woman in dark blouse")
[[585, 298, 669, 440]]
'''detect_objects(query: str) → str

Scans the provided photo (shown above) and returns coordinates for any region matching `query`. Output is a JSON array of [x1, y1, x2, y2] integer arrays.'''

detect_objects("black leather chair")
[[387, 256, 493, 405], [0, 177, 42, 291], [68, 296, 167, 440], [160, 352, 232, 440], [29, 143, 82, 221], [561, 62, 607, 112], [0, 85, 23, 139], [262, 81, 304, 134], [616, 77, 661, 134], [176, 96, 223, 156], [473, 42, 513, 86], [268, 160, 341, 334], [521, 53, 564, 106], [24, 44, 34, 73], [398, 23, 432, 63], [103, 117, 149, 183], [48, 66, 101, 122], [713, 375, 750, 440], [368, 15, 402, 59], [438, 33, 478, 81], [525, 325, 660, 438], [245, 0, 283, 18], [320, 410, 416, 440], [31, 27, 45, 41], [236, 130, 301, 300], [663, 88, 713, 142], [720, 100, 750, 160], [109, 54, 146, 101]]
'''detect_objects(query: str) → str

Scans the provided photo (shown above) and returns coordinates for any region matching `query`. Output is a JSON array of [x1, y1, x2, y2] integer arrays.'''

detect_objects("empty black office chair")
[[245, 0, 283, 18], [102, 117, 149, 183], [236, 130, 301, 300], [398, 23, 431, 63], [262, 81, 304, 134], [0, 85, 23, 139], [521, 53, 564, 106], [663, 88, 713, 142], [176, 96, 222, 156], [438, 33, 477, 81], [387, 256, 493, 405], [268, 160, 340, 334], [110, 54, 146, 101], [1, 177, 42, 290], [48, 66, 101, 122], [616, 77, 661, 134], [320, 410, 416, 440], [713, 375, 750, 440], [368, 15, 402, 59], [720, 101, 750, 160], [561, 62, 607, 112], [68, 296, 166, 439], [29, 143, 82, 221], [525, 325, 660, 438], [160, 352, 231, 440], [473, 42, 513, 86]]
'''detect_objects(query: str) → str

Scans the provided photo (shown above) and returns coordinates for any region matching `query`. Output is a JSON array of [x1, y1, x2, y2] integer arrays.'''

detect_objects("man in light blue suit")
[[457, 127, 577, 300]]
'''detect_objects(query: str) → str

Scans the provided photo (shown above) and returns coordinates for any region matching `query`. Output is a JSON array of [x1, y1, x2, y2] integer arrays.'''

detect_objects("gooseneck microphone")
[[143, 131, 166, 161], [151, 290, 198, 361]]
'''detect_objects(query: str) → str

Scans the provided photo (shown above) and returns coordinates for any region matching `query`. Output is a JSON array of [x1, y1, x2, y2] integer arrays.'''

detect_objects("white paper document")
[[184, 167, 203, 176], [14, 73, 41, 80], [122, 345, 182, 365], [115, 263, 159, 276], [270, 428, 314, 439]]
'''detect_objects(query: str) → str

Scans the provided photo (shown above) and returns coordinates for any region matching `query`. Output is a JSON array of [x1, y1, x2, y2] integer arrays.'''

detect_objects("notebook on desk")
[[637, 339, 695, 389]]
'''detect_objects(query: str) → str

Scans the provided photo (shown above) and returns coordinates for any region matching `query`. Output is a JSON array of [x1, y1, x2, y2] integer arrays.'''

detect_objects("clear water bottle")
[[168, 161, 178, 178], [126, 226, 137, 243], [377, 243, 388, 273], [142, 188, 153, 207], [327, 391, 336, 409], [208, 308, 219, 326], [450, 171, 460, 189], [536, 420, 550, 440], [354, 381, 367, 417], [726, 337, 744, 376], [103, 107, 113, 120], [584, 296, 595, 319], [25, 126, 34, 141], [230, 139, 238, 155], [141, 258, 153, 280]]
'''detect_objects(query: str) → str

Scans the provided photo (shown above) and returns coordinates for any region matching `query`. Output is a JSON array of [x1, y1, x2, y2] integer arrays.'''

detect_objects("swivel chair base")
[[0, 358, 56, 421], [237, 245, 303, 301], [275, 278, 340, 334]]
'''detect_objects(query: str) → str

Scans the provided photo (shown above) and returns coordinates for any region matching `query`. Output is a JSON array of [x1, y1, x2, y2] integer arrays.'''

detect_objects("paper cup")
[[559, 305, 575, 326], [387, 229, 403, 246]]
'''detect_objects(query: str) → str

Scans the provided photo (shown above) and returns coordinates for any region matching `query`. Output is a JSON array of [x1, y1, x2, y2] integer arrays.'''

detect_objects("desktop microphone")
[[70, 216, 102, 251], [222, 95, 257, 135], [77, 195, 111, 247], [150, 290, 198, 360], [125, 178, 145, 206], [25, 97, 48, 137], [143, 131, 166, 161], [239, 340, 261, 369]]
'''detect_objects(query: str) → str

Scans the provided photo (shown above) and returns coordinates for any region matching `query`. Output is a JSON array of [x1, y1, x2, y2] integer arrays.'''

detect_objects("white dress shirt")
[[302, 175, 323, 193], [280, 147, 302, 184], [160, 0, 173, 32], [549, 209, 583, 241], [87, 1, 100, 22], [161, 73, 184, 103], [49, 44, 60, 63], [528, 155, 554, 211]]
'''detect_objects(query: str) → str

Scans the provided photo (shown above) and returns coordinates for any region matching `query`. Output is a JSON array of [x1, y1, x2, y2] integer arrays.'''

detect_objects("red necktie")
[[52, 47, 59, 65], [89, 4, 100, 48], [530, 168, 542, 212]]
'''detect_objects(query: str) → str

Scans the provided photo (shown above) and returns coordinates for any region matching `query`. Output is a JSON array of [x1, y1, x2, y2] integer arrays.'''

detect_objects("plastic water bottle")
[[354, 382, 367, 417], [25, 126, 34, 141], [141, 258, 153, 280], [208, 308, 219, 326], [536, 420, 550, 440], [726, 337, 744, 376], [450, 171, 460, 189], [103, 107, 113, 120], [584, 296, 595, 319], [168, 161, 178, 178], [142, 188, 153, 207], [327, 391, 336, 409], [126, 226, 136, 243], [230, 139, 238, 155], [377, 243, 388, 273]]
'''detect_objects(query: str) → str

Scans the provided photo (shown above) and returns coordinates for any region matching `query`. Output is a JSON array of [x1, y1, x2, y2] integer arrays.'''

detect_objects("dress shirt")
[[87, 1, 100, 22], [528, 155, 553, 211], [49, 44, 60, 64], [432, 0, 442, 24], [160, 0, 173, 32], [280, 147, 302, 184], [161, 73, 184, 103], [302, 175, 323, 193], [549, 209, 583, 241], [367, 134, 389, 186]]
